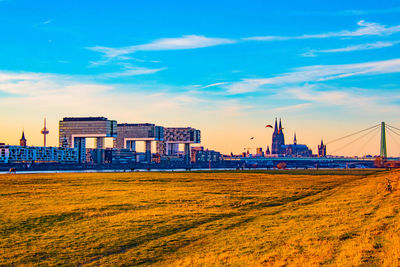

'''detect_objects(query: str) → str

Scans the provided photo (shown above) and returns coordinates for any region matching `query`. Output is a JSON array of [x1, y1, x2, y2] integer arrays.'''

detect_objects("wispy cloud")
[[288, 7, 400, 16], [284, 85, 400, 113], [338, 7, 400, 15], [223, 58, 400, 94], [100, 66, 167, 78], [243, 21, 400, 41], [302, 40, 400, 57], [202, 82, 227, 89], [267, 103, 312, 112], [88, 35, 236, 65]]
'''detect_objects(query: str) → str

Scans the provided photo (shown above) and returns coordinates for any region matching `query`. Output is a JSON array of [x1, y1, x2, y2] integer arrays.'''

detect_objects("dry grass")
[[0, 169, 399, 266]]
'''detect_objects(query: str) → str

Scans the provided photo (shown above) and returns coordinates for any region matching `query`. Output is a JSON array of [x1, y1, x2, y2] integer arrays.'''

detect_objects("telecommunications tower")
[[41, 118, 50, 147]]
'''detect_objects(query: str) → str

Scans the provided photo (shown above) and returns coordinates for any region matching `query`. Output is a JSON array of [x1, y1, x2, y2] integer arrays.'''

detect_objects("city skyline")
[[1, 1, 400, 156]]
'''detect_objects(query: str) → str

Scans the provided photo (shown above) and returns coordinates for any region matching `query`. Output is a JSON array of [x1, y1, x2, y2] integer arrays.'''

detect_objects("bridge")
[[226, 122, 400, 168]]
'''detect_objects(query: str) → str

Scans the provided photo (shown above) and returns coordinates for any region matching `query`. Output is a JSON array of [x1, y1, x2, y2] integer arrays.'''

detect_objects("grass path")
[[0, 170, 399, 266]]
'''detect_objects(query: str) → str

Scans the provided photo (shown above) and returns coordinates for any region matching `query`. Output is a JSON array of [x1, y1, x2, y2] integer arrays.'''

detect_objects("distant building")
[[318, 140, 327, 157], [191, 146, 222, 163], [104, 148, 137, 164], [114, 123, 164, 164], [256, 147, 264, 157], [20, 131, 27, 147], [266, 146, 270, 155], [59, 117, 117, 163], [0, 144, 78, 163], [271, 118, 285, 155], [271, 119, 312, 157], [281, 133, 312, 157], [157, 127, 201, 164]]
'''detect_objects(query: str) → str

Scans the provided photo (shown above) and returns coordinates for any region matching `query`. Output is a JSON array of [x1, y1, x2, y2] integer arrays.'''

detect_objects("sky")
[[1, 0, 400, 156]]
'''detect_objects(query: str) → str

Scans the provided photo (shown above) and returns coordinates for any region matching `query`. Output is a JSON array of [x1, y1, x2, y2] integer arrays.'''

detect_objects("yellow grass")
[[0, 169, 399, 266]]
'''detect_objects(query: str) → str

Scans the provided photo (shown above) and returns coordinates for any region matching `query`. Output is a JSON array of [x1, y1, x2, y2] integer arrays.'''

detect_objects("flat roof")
[[62, 117, 108, 122], [118, 123, 156, 127]]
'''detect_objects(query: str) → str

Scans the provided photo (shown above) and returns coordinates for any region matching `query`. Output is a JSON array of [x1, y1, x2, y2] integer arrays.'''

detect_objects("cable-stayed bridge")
[[230, 122, 400, 168]]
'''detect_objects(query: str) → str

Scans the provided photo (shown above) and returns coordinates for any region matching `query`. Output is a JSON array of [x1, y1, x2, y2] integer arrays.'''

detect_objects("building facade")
[[157, 127, 201, 164], [59, 117, 117, 163], [113, 123, 164, 163], [0, 144, 78, 163], [190, 146, 222, 163]]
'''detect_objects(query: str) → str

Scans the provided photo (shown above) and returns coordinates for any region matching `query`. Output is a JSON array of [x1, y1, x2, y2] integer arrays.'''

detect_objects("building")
[[191, 146, 222, 163], [271, 118, 285, 155], [318, 140, 327, 157], [113, 123, 164, 163], [157, 127, 201, 163], [59, 117, 117, 163], [271, 119, 313, 157], [20, 131, 27, 147], [104, 148, 137, 164], [0, 144, 78, 163], [281, 133, 312, 157]]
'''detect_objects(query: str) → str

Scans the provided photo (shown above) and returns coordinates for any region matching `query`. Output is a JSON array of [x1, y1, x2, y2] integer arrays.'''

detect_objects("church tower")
[[271, 118, 285, 155], [20, 131, 27, 146], [318, 140, 326, 157]]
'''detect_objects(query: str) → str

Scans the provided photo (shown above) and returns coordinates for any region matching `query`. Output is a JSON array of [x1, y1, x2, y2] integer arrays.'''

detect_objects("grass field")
[[0, 169, 399, 266]]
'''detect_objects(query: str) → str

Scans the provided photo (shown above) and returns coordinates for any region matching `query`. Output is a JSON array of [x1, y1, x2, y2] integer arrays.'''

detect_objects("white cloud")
[[224, 58, 400, 93], [100, 67, 167, 78], [243, 21, 400, 41], [202, 82, 227, 89], [88, 35, 236, 64], [284, 86, 400, 113], [267, 103, 312, 112], [302, 40, 400, 57], [338, 7, 400, 15]]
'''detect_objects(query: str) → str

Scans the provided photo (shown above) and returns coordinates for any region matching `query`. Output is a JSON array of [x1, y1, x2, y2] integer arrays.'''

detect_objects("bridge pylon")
[[380, 121, 387, 158]]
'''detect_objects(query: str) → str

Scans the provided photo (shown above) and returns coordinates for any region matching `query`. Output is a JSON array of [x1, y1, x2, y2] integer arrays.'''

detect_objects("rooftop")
[[62, 117, 108, 122]]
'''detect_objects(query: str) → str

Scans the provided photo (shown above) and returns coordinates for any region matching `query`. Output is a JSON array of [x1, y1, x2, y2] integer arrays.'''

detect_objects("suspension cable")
[[386, 123, 400, 132], [386, 127, 400, 151], [324, 124, 380, 146], [356, 127, 380, 157], [330, 126, 380, 156], [386, 124, 400, 136]]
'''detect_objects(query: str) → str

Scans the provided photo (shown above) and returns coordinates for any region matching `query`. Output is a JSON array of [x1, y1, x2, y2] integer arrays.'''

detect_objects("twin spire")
[[274, 118, 283, 134]]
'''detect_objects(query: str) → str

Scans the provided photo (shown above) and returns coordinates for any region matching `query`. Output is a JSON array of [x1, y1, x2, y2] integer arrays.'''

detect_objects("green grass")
[[0, 169, 399, 266]]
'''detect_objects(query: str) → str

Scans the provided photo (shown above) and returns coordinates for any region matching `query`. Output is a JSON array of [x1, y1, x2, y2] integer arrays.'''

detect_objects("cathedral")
[[271, 118, 313, 157], [271, 118, 285, 154]]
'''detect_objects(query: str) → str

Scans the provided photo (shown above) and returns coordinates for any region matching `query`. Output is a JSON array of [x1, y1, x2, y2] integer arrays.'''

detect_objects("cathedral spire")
[[279, 118, 282, 130], [20, 130, 27, 146], [294, 132, 297, 145], [274, 118, 278, 133]]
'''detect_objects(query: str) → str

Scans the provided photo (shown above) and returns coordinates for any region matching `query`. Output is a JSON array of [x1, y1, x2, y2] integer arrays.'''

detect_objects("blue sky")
[[1, 0, 400, 156]]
